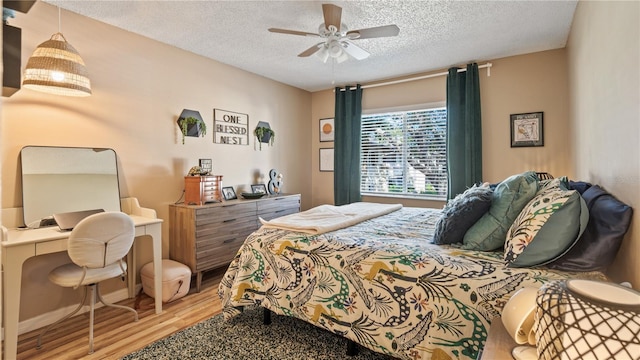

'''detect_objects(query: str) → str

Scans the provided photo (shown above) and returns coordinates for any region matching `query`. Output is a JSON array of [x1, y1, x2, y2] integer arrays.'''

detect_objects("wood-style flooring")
[[14, 267, 226, 360]]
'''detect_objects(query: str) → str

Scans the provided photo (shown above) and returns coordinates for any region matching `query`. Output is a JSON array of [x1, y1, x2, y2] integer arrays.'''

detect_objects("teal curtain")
[[446, 63, 482, 199], [334, 84, 363, 205]]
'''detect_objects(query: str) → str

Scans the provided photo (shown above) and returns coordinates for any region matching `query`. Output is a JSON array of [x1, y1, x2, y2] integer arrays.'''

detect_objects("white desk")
[[1, 198, 163, 360]]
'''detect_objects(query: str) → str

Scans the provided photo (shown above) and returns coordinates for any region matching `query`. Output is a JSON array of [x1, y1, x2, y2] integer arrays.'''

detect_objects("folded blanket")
[[259, 202, 402, 235]]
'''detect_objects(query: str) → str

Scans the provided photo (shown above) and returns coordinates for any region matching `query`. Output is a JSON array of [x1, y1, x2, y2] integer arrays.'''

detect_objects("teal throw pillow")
[[462, 171, 539, 251], [504, 178, 589, 267]]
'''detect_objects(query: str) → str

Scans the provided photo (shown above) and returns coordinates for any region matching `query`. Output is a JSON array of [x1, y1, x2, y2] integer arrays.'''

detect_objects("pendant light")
[[22, 7, 91, 97]]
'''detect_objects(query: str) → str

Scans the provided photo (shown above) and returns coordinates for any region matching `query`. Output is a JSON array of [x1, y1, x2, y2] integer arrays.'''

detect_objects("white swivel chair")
[[36, 211, 139, 354]]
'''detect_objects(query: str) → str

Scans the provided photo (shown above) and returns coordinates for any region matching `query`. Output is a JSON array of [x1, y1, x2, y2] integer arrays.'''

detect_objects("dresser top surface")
[[170, 193, 300, 209]]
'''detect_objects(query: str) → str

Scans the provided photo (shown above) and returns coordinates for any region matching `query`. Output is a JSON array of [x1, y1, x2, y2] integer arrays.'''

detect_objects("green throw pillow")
[[504, 178, 589, 267], [462, 171, 539, 251]]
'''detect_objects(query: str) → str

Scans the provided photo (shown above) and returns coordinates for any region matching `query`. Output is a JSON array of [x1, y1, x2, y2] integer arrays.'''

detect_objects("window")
[[360, 106, 447, 199]]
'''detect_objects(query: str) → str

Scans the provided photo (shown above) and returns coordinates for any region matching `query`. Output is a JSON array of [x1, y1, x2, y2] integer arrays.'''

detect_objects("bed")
[[218, 198, 610, 360]]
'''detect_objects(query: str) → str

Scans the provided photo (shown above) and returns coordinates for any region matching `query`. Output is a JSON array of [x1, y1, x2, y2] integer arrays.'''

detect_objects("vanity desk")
[[1, 197, 163, 360], [1, 146, 164, 360]]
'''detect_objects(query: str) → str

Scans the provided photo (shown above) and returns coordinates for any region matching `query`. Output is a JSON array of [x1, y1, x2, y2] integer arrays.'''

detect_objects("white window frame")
[[360, 102, 447, 200]]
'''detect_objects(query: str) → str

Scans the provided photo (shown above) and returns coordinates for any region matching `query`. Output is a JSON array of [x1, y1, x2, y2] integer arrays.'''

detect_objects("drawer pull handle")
[[223, 238, 236, 244], [222, 204, 236, 208], [275, 209, 286, 213], [223, 218, 237, 223]]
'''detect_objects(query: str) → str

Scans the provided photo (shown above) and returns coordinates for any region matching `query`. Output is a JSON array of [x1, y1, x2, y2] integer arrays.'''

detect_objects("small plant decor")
[[178, 116, 207, 144], [254, 126, 275, 150]]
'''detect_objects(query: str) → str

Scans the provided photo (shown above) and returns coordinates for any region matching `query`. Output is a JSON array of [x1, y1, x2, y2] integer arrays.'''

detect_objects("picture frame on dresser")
[[251, 183, 268, 194], [222, 186, 237, 200], [198, 158, 212, 174]]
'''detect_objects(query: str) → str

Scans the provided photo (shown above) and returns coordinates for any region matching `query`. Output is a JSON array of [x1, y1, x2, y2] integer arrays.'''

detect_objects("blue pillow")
[[547, 185, 632, 272], [462, 171, 539, 251], [433, 185, 493, 245]]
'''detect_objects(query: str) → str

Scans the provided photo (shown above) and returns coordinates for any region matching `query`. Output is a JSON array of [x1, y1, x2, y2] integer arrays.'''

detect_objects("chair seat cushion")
[[49, 261, 127, 288]]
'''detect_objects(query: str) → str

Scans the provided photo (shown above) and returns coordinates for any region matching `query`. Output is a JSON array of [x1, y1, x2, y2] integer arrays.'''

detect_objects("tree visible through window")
[[360, 107, 447, 199]]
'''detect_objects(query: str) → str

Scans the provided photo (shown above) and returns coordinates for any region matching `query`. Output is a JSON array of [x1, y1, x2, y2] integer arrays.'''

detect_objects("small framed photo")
[[319, 118, 334, 142], [319, 148, 334, 172], [222, 186, 237, 200], [199, 159, 212, 174], [251, 184, 268, 194], [510, 112, 544, 147]]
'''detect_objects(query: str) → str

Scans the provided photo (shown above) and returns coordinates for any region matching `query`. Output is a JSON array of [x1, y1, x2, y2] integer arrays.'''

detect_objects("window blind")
[[360, 107, 447, 199]]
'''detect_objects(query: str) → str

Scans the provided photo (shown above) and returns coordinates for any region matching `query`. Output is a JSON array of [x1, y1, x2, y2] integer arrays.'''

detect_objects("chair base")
[[36, 283, 138, 354]]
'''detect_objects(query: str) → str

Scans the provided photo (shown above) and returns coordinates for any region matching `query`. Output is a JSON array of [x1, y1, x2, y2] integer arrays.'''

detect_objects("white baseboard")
[[3, 284, 142, 339]]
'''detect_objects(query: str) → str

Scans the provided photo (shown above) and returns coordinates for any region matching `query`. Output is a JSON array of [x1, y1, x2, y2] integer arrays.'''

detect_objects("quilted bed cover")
[[218, 206, 605, 360]]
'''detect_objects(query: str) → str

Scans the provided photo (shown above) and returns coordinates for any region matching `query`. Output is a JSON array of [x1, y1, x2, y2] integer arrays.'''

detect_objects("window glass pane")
[[360, 107, 447, 199]]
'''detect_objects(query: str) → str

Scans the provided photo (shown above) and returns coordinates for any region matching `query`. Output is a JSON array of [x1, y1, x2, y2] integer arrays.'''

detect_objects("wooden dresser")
[[169, 193, 301, 291], [184, 175, 223, 205]]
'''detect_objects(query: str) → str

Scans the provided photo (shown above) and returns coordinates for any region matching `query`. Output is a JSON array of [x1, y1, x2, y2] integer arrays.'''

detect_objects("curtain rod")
[[338, 62, 492, 91]]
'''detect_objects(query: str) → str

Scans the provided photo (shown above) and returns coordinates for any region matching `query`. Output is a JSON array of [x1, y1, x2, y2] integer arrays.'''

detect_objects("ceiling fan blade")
[[347, 24, 400, 39], [268, 28, 320, 37], [322, 4, 342, 31], [341, 40, 370, 60], [298, 43, 323, 57]]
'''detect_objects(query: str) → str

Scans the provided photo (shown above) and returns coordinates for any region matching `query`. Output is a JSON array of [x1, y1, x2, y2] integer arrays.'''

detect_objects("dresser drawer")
[[195, 202, 256, 226], [258, 195, 301, 221], [195, 217, 257, 244]]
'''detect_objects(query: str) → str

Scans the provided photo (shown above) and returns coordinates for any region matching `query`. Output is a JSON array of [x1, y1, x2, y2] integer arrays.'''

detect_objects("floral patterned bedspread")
[[218, 207, 606, 360]]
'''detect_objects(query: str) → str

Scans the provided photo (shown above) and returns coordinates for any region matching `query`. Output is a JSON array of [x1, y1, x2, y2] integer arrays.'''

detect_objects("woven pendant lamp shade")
[[23, 32, 91, 97]]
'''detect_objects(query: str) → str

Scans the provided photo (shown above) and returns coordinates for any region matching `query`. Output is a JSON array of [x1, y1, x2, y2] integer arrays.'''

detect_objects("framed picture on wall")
[[319, 148, 334, 172], [319, 118, 334, 142], [510, 112, 544, 147]]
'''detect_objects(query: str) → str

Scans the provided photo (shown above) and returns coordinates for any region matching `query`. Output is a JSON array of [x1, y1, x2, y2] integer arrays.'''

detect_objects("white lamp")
[[536, 280, 640, 360], [502, 287, 539, 360]]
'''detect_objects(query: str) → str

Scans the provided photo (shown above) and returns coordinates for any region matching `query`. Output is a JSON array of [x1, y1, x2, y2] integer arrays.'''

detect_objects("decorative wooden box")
[[184, 175, 222, 205]]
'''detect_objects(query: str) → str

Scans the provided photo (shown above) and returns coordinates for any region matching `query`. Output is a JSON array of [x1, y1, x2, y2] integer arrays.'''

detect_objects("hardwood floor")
[[14, 267, 227, 360]]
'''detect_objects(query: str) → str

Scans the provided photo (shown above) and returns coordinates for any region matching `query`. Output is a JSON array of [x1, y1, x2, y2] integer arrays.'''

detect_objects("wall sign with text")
[[213, 109, 249, 145]]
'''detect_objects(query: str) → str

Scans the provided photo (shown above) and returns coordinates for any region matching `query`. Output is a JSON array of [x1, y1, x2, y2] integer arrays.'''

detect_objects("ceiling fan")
[[268, 3, 400, 63]]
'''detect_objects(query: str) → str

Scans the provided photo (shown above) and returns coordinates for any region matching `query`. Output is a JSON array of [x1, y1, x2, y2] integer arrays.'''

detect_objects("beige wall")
[[310, 49, 571, 208], [2, 2, 311, 323], [567, 0, 640, 286]]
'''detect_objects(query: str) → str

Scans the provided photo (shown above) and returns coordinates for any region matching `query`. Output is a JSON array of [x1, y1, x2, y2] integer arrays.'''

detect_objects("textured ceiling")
[[44, 0, 578, 92]]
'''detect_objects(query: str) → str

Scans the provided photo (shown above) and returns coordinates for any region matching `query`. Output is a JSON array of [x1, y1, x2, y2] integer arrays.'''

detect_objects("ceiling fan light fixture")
[[336, 50, 349, 63], [269, 4, 398, 64], [328, 40, 343, 58], [315, 47, 330, 63]]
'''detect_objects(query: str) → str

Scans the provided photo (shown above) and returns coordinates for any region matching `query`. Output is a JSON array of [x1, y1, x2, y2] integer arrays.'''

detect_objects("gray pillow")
[[433, 185, 493, 245], [463, 171, 539, 251]]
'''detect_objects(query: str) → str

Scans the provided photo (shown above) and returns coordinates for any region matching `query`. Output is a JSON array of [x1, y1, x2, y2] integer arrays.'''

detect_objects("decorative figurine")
[[268, 168, 283, 194]]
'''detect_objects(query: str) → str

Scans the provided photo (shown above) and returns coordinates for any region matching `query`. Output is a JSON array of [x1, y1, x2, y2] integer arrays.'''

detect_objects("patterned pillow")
[[433, 185, 493, 245], [462, 171, 539, 251], [504, 179, 589, 267]]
